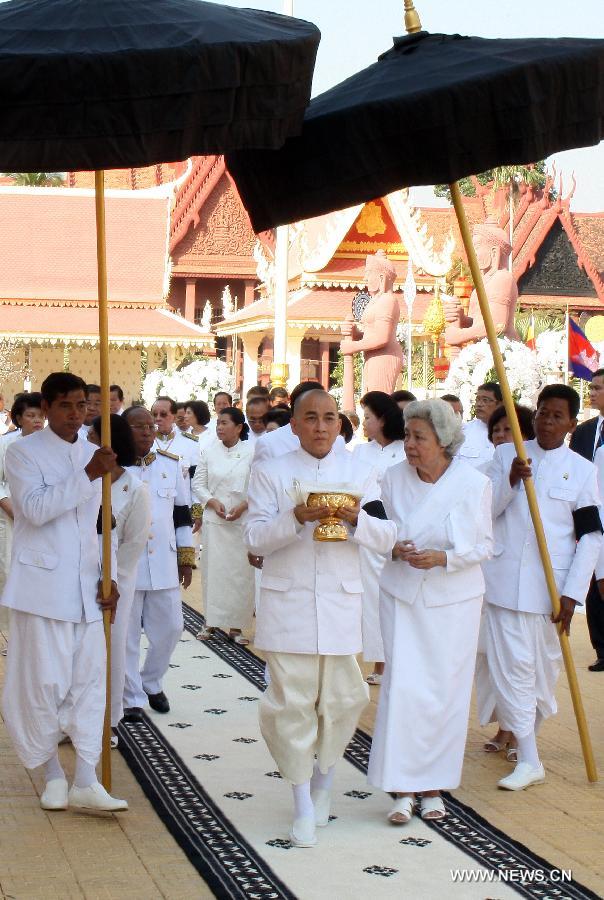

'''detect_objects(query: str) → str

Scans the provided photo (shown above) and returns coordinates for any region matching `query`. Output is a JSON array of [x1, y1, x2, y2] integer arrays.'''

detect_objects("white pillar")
[[285, 330, 302, 391], [242, 333, 262, 397]]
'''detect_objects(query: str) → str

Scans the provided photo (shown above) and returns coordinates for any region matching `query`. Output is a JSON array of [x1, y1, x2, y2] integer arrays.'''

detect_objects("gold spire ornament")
[[422, 284, 446, 341], [404, 0, 422, 34]]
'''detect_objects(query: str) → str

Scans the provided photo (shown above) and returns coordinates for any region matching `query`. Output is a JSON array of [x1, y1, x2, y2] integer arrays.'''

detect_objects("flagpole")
[[565, 305, 570, 386]]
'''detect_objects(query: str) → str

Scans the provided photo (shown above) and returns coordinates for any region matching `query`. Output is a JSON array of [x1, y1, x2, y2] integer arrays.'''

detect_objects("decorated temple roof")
[[0, 301, 212, 349]]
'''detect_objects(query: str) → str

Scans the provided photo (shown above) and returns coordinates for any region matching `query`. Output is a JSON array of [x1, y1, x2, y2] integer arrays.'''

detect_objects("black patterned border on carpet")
[[115, 602, 600, 900]]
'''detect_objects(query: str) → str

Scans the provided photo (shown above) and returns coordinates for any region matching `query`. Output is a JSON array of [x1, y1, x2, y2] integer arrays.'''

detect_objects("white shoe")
[[498, 762, 545, 791], [40, 778, 68, 810], [68, 782, 129, 811], [289, 815, 317, 847], [311, 788, 331, 827], [110, 735, 118, 749]]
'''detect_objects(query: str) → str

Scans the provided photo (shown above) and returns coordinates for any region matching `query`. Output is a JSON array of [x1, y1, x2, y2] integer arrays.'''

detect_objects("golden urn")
[[307, 491, 357, 541]]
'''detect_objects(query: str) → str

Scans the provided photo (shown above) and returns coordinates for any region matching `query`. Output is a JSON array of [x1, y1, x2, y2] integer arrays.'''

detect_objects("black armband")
[[189, 465, 197, 479], [362, 500, 388, 520], [96, 508, 116, 534], [173, 504, 193, 529], [573, 505, 603, 540]]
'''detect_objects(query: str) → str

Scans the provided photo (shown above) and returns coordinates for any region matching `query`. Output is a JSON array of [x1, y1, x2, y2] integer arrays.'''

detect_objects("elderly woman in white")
[[368, 399, 493, 823]]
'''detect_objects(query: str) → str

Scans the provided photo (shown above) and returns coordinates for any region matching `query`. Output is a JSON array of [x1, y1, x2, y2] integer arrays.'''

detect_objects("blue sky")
[[218, 0, 604, 211]]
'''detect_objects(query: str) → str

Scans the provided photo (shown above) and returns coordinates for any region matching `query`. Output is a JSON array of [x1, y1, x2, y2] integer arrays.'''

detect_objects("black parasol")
[[0, 0, 320, 172], [226, 29, 604, 232]]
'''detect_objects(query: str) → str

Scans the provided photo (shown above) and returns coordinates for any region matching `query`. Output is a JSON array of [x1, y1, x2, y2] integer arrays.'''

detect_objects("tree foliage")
[[4, 172, 65, 187], [434, 162, 549, 202]]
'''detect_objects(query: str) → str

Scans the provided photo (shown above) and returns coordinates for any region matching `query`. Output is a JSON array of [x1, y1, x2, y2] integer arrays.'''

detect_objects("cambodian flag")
[[569, 318, 599, 381]]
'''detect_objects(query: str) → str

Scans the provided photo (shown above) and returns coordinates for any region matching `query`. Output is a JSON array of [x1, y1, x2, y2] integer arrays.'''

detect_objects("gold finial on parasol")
[[404, 1, 422, 34]]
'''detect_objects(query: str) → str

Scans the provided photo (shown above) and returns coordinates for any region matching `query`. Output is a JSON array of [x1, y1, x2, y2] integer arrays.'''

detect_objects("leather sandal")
[[420, 795, 446, 820], [388, 795, 414, 824], [483, 739, 508, 753], [506, 747, 518, 763]]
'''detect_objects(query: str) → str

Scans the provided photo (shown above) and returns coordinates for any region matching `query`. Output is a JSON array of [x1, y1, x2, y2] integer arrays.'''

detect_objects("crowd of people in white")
[[0, 370, 602, 849]]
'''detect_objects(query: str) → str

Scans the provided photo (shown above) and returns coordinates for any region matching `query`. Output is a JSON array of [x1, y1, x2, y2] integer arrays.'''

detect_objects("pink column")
[[184, 278, 197, 322], [320, 342, 330, 390]]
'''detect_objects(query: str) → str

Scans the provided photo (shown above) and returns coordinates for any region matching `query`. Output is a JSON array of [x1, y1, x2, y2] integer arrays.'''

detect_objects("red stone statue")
[[340, 250, 403, 401], [443, 220, 519, 348]]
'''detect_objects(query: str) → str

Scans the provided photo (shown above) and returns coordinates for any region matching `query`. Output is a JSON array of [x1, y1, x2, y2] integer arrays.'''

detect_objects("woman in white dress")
[[88, 414, 151, 735], [352, 391, 405, 684], [477, 403, 534, 763], [192, 407, 255, 644], [368, 399, 493, 823], [0, 393, 45, 597]]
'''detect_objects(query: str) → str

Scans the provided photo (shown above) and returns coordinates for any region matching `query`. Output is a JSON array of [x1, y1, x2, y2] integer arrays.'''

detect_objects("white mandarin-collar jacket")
[[459, 418, 495, 470], [485, 440, 601, 613], [1, 427, 104, 623], [244, 446, 397, 655], [379, 458, 493, 608], [130, 450, 193, 592]]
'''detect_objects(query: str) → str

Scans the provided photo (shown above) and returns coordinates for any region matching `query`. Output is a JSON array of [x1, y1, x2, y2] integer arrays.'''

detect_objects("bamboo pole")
[[450, 181, 598, 783], [94, 171, 113, 792]]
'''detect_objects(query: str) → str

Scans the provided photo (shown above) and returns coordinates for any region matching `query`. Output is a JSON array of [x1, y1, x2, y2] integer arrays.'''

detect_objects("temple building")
[[2, 159, 603, 401]]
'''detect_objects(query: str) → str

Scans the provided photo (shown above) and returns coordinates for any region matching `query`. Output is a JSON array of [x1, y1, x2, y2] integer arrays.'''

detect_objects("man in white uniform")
[[1, 372, 127, 812], [245, 390, 396, 847], [123, 406, 195, 718], [151, 395, 199, 498], [460, 382, 502, 469], [246, 396, 268, 446], [485, 384, 601, 790], [109, 384, 124, 415], [253, 382, 346, 466]]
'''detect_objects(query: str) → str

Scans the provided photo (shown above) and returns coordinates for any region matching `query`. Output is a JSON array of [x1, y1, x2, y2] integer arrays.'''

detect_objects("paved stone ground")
[[1, 578, 603, 898]]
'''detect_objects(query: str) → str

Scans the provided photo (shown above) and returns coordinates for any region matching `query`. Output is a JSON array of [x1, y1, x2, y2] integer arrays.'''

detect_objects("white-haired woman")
[[368, 399, 493, 823]]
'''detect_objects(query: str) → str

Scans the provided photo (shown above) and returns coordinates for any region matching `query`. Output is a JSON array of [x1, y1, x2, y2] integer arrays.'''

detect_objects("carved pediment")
[[172, 175, 256, 263]]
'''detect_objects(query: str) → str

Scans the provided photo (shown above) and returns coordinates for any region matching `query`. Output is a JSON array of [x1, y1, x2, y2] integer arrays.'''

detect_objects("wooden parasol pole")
[[450, 181, 598, 783], [94, 170, 113, 791]]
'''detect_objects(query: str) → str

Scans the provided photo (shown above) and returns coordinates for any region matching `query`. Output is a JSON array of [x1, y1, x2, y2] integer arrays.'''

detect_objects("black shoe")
[[588, 659, 604, 672], [146, 691, 170, 713], [122, 706, 145, 722]]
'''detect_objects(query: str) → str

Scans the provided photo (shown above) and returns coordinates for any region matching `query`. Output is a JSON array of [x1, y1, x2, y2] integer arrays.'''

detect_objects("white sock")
[[311, 763, 335, 793], [44, 753, 65, 783], [292, 781, 314, 820], [517, 731, 540, 768], [74, 755, 98, 789]]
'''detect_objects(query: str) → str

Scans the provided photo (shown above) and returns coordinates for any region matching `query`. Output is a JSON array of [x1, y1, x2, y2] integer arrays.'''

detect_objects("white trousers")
[[124, 588, 183, 709], [260, 652, 369, 785], [483, 604, 561, 738], [109, 578, 137, 727], [2, 610, 105, 769]]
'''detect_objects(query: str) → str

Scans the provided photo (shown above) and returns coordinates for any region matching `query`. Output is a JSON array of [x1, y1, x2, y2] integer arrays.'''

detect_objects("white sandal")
[[388, 795, 414, 824], [420, 795, 446, 820], [366, 672, 382, 685]]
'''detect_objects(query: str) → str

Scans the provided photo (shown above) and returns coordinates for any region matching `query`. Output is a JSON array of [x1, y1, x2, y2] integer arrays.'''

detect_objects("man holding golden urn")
[[245, 390, 396, 848]]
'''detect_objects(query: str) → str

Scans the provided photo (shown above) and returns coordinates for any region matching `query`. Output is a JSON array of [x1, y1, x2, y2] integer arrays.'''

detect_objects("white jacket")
[[379, 458, 493, 608], [485, 440, 601, 613], [1, 427, 103, 623], [244, 446, 396, 655]]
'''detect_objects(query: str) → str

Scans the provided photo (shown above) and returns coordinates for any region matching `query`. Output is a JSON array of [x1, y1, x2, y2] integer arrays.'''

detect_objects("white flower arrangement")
[[445, 337, 544, 416], [142, 358, 235, 408], [535, 329, 566, 376]]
